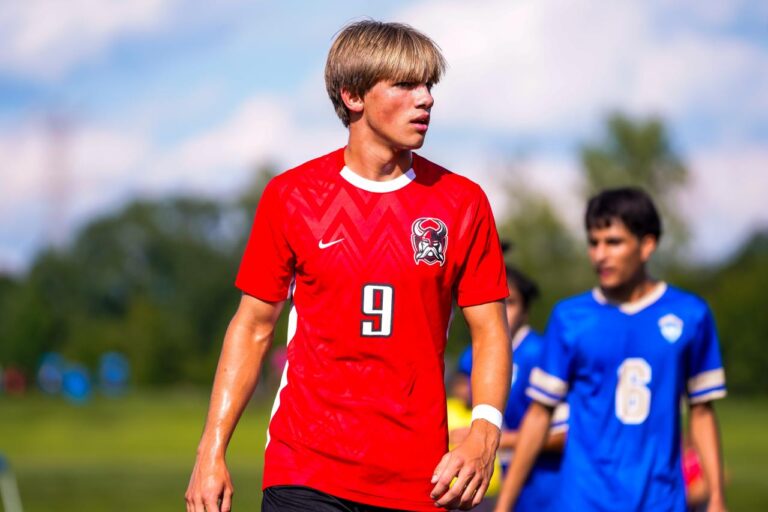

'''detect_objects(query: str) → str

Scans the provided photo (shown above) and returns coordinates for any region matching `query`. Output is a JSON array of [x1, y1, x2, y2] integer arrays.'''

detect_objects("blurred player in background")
[[453, 266, 568, 511], [186, 20, 511, 512], [497, 187, 727, 512]]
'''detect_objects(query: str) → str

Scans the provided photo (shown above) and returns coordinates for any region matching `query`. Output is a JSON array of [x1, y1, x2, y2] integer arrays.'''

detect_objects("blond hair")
[[325, 20, 446, 127]]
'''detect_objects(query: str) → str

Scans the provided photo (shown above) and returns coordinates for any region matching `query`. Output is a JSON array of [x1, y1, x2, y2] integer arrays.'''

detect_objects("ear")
[[340, 88, 364, 114], [639, 235, 657, 262]]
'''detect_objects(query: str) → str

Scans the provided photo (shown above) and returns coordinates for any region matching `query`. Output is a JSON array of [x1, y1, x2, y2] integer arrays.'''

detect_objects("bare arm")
[[185, 294, 284, 512], [689, 402, 727, 512], [493, 401, 553, 512], [497, 426, 565, 452], [432, 300, 510, 510]]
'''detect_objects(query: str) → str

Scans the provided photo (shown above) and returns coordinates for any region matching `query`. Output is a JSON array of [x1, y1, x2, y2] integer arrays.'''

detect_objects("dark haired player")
[[456, 266, 568, 511], [186, 20, 511, 512], [496, 188, 727, 512]]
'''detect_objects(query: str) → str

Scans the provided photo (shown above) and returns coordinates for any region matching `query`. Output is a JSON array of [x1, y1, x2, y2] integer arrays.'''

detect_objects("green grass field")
[[2, 391, 767, 511]]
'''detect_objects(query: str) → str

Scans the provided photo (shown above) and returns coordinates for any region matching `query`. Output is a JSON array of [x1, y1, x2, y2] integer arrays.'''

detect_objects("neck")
[[601, 271, 656, 304], [345, 132, 412, 181]]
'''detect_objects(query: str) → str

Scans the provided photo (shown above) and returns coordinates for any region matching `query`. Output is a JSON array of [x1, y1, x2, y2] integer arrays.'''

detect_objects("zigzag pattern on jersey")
[[293, 179, 415, 276]]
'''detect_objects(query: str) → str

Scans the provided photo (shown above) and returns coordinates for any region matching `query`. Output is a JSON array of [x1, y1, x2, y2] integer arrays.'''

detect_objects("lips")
[[411, 115, 430, 132]]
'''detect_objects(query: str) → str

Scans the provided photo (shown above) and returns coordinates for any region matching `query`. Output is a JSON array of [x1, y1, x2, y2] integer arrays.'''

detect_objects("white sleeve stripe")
[[552, 402, 569, 423], [688, 368, 726, 394], [549, 423, 569, 435], [526, 387, 561, 407], [529, 367, 569, 396], [689, 388, 727, 404]]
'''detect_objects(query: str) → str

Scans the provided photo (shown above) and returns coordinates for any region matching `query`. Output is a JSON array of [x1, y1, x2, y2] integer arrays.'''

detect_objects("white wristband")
[[471, 404, 503, 430]]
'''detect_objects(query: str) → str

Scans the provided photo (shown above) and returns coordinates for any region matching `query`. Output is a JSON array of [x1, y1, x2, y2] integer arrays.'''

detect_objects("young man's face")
[[505, 283, 527, 336], [587, 219, 657, 291], [358, 79, 434, 150]]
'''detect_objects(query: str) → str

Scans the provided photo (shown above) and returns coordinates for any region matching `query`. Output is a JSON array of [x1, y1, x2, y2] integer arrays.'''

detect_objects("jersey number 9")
[[361, 284, 394, 337]]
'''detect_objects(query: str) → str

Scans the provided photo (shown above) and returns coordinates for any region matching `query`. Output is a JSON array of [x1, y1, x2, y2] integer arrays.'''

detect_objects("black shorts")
[[262, 485, 410, 512]]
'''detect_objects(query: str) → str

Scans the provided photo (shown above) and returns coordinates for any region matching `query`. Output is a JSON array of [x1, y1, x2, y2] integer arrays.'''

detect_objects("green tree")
[[580, 113, 689, 264], [495, 177, 592, 331]]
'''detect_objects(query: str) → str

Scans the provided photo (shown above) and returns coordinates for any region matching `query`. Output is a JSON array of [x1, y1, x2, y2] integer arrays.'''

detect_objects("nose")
[[414, 84, 434, 109], [591, 242, 607, 263]]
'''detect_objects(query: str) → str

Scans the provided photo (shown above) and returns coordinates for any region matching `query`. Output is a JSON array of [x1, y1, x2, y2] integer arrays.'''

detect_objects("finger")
[[466, 474, 490, 510], [435, 466, 476, 508], [190, 495, 204, 512], [430, 454, 461, 500], [221, 489, 233, 512], [431, 452, 451, 484], [203, 493, 221, 512], [458, 472, 483, 510]]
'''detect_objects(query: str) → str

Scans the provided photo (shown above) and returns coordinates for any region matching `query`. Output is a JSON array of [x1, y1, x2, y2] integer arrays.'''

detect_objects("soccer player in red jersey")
[[186, 20, 511, 512]]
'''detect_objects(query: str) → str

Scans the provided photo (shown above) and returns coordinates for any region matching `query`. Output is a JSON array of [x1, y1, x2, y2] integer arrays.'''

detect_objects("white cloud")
[[395, 0, 768, 135], [143, 94, 346, 194], [0, 0, 177, 79], [680, 146, 768, 261], [0, 92, 347, 271]]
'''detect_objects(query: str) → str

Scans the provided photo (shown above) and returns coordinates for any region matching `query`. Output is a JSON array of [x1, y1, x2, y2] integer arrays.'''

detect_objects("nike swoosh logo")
[[318, 238, 344, 249]]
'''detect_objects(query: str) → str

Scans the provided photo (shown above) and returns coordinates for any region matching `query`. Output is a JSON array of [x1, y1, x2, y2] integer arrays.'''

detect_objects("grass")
[[1, 390, 269, 512], [1, 391, 767, 511]]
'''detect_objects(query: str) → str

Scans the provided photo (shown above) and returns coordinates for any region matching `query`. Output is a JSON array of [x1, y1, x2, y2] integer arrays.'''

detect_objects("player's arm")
[[493, 401, 553, 512], [432, 300, 510, 511], [689, 402, 727, 512], [186, 294, 284, 512]]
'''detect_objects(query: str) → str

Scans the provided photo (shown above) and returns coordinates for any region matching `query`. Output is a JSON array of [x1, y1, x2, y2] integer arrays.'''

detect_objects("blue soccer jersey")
[[459, 327, 568, 511], [527, 283, 726, 512]]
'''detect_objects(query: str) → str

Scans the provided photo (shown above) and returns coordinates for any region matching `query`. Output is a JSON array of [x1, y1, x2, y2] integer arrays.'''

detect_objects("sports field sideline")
[[2, 391, 767, 511]]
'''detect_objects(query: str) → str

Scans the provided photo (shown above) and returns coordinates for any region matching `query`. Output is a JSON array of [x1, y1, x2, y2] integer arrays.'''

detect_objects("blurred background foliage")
[[1, 114, 766, 393]]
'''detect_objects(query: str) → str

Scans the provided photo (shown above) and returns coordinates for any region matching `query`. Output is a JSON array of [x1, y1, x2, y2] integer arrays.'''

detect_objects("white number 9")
[[361, 284, 393, 337]]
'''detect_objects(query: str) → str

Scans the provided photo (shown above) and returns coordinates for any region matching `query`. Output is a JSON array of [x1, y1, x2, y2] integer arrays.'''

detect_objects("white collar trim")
[[592, 282, 668, 315], [512, 325, 530, 351], [339, 166, 416, 193]]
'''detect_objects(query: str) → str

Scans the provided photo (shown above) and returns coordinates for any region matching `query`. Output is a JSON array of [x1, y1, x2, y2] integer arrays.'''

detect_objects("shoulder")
[[268, 148, 344, 194], [517, 329, 546, 360], [413, 153, 486, 200], [660, 284, 712, 319], [658, 284, 714, 334], [552, 290, 600, 320]]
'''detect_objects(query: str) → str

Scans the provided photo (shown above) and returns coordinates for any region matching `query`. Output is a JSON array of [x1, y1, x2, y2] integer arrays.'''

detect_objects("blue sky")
[[1, 0, 767, 273]]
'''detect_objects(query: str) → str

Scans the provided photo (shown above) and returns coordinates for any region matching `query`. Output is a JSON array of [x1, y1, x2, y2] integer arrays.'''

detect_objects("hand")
[[449, 427, 470, 447], [430, 420, 500, 510], [706, 497, 727, 512], [185, 452, 234, 512]]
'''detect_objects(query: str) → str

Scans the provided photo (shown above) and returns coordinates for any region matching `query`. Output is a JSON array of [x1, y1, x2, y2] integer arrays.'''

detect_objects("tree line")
[[1, 115, 765, 393]]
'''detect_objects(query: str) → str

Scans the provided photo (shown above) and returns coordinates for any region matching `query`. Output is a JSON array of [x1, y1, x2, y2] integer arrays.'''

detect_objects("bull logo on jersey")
[[411, 217, 448, 266], [658, 313, 684, 343]]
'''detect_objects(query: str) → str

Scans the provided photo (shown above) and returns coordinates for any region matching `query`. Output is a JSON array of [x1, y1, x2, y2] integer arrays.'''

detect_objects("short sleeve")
[[526, 308, 573, 407], [234, 180, 296, 302], [686, 306, 727, 404], [455, 192, 508, 307]]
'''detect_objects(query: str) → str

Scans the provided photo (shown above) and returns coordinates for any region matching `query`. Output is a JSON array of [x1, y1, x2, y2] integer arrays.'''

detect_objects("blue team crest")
[[658, 314, 684, 343]]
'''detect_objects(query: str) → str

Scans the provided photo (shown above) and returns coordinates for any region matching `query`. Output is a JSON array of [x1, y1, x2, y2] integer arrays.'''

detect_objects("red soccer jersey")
[[236, 148, 507, 510]]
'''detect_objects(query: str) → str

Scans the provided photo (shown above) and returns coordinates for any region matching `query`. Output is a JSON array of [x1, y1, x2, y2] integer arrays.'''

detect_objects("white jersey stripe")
[[526, 386, 561, 407], [689, 388, 727, 404], [687, 368, 726, 395], [529, 367, 569, 397], [265, 282, 298, 449]]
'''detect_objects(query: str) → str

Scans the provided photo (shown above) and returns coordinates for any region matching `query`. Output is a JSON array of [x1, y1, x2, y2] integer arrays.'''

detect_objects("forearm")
[[494, 402, 553, 511], [467, 301, 511, 413], [689, 402, 726, 506], [197, 297, 280, 458]]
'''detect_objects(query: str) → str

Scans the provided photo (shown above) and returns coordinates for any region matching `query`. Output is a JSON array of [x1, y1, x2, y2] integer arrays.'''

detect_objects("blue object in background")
[[37, 352, 65, 395], [99, 352, 130, 396], [62, 364, 92, 404]]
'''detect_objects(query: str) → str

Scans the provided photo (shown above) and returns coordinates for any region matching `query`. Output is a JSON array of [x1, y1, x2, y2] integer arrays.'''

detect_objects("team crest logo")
[[411, 217, 448, 266], [658, 314, 684, 343]]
